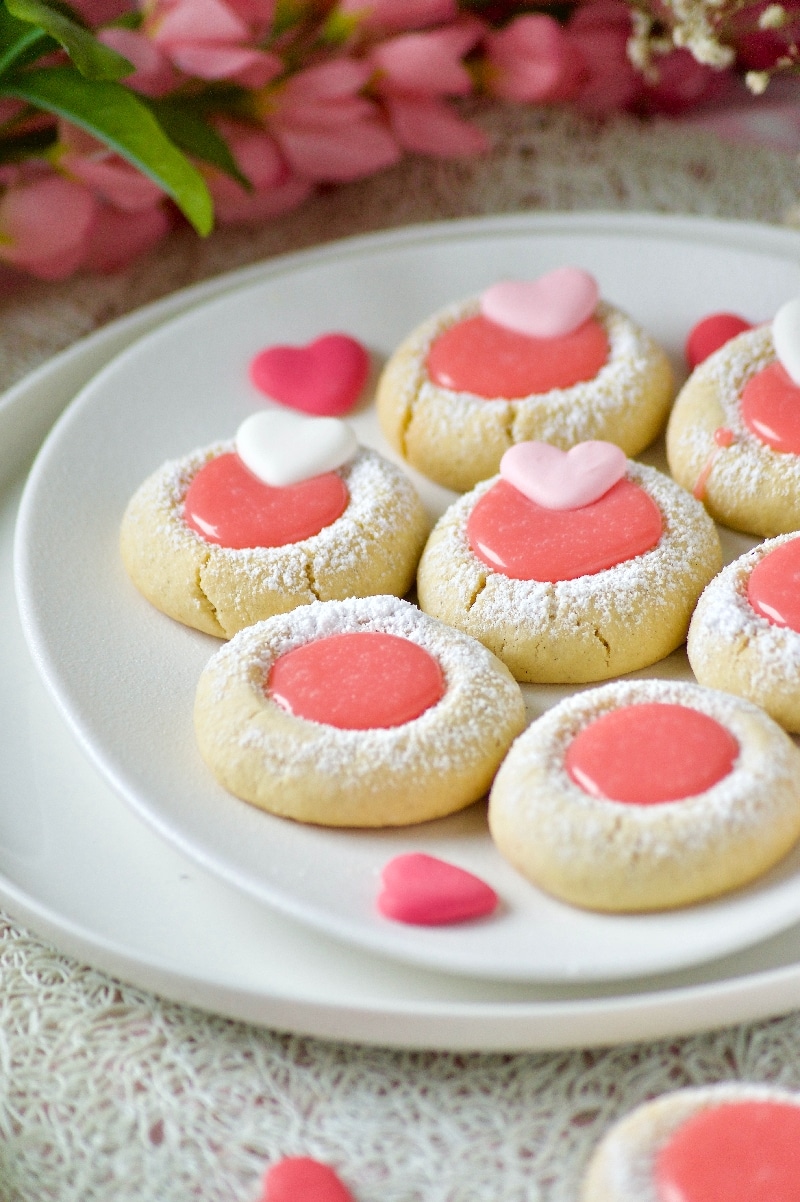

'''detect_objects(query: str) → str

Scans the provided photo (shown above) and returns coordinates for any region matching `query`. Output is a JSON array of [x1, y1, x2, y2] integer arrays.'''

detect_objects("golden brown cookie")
[[416, 459, 721, 684], [120, 442, 429, 638], [488, 678, 800, 912], [377, 297, 674, 492], [194, 595, 526, 827]]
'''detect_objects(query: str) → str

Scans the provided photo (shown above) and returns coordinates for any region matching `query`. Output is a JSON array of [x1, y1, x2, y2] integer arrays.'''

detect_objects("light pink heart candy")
[[480, 267, 599, 339], [377, 853, 498, 926], [500, 440, 627, 510]]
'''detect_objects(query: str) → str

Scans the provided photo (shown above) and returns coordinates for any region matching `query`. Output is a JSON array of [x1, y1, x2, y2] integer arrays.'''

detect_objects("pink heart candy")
[[262, 1157, 355, 1202], [500, 440, 627, 510], [377, 853, 498, 926], [480, 267, 599, 339], [249, 333, 370, 417]]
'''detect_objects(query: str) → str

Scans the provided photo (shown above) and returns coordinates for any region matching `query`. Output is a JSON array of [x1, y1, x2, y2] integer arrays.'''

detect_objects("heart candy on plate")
[[250, 333, 370, 416], [235, 409, 358, 488], [480, 267, 599, 339], [500, 439, 627, 510], [772, 297, 800, 386], [377, 853, 498, 926], [262, 1157, 355, 1202]]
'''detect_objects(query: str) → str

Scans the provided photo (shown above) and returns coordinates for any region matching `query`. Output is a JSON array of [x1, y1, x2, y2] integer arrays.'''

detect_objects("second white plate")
[[14, 212, 800, 983]]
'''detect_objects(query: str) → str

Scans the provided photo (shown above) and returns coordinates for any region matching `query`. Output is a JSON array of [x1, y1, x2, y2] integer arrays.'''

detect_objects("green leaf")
[[5, 0, 134, 79], [2, 67, 214, 234], [147, 97, 251, 188], [0, 4, 50, 77]]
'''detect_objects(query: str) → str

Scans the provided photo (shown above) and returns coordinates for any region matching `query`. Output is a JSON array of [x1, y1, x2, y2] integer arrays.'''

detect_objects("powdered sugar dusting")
[[199, 595, 524, 782]]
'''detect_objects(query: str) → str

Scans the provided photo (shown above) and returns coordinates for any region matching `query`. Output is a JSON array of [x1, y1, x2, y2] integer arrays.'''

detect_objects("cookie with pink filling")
[[581, 1083, 800, 1202], [488, 678, 800, 912], [120, 413, 429, 638], [688, 531, 800, 732], [667, 298, 800, 536], [416, 442, 721, 683], [194, 595, 525, 827], [376, 269, 674, 492]]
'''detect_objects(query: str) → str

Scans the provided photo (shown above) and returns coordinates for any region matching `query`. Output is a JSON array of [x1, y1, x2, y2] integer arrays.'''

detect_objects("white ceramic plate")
[[14, 213, 800, 985]]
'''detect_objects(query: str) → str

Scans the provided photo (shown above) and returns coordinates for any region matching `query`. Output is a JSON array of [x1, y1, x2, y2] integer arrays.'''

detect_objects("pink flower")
[[337, 0, 458, 35], [482, 14, 583, 103], [369, 20, 489, 157], [205, 119, 313, 223], [98, 28, 178, 96], [68, 0, 134, 27], [564, 0, 642, 113], [82, 201, 172, 272], [148, 0, 281, 88], [642, 48, 734, 115], [0, 175, 96, 280], [262, 60, 401, 182], [57, 123, 166, 211]]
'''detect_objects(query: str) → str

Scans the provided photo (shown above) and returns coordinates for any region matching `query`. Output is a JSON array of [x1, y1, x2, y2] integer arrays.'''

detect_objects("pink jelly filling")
[[466, 478, 662, 581], [565, 703, 739, 804], [748, 536, 800, 632], [267, 632, 445, 729], [426, 314, 609, 399], [654, 1101, 800, 1202], [183, 452, 349, 549], [741, 361, 800, 454]]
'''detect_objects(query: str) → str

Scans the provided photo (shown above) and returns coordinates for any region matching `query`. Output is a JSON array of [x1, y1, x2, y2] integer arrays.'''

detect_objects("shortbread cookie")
[[194, 595, 526, 827], [489, 678, 800, 911], [120, 435, 429, 638], [377, 271, 674, 491], [416, 445, 721, 683], [581, 1083, 800, 1202], [688, 532, 800, 732], [667, 313, 800, 536]]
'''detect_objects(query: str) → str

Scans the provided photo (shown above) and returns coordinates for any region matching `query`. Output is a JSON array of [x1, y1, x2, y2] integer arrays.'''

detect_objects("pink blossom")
[[57, 123, 166, 211], [68, 0, 134, 27], [642, 48, 734, 115], [262, 60, 401, 182], [98, 28, 178, 96], [482, 15, 583, 104], [0, 175, 96, 280], [205, 119, 313, 223], [337, 0, 458, 35], [369, 20, 483, 95], [382, 94, 488, 156], [564, 1, 642, 113], [82, 201, 172, 272], [148, 0, 281, 88]]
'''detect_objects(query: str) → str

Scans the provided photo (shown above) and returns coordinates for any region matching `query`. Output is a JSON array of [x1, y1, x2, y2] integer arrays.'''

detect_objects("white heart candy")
[[235, 410, 358, 487], [773, 297, 800, 385]]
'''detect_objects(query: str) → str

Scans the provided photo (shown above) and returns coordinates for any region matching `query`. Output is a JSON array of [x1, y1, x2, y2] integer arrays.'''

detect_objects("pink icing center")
[[262, 1156, 355, 1202], [183, 452, 348, 549], [565, 703, 739, 805], [267, 632, 445, 730], [654, 1101, 800, 1202], [466, 478, 662, 581], [747, 536, 800, 632], [377, 853, 498, 926], [741, 361, 800, 453], [426, 314, 609, 399]]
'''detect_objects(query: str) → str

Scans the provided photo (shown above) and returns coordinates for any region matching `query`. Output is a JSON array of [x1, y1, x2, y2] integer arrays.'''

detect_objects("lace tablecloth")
[[3, 102, 800, 1202]]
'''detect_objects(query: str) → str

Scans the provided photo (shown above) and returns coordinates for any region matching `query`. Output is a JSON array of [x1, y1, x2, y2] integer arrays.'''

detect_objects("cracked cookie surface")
[[416, 460, 721, 683], [120, 441, 429, 637]]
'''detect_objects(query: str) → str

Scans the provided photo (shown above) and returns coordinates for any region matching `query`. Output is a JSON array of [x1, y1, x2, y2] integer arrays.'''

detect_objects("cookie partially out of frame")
[[688, 532, 800, 732], [581, 1083, 800, 1202], [377, 298, 674, 492], [667, 323, 800, 537], [194, 595, 526, 827], [120, 442, 429, 638], [416, 460, 721, 684], [488, 678, 800, 912]]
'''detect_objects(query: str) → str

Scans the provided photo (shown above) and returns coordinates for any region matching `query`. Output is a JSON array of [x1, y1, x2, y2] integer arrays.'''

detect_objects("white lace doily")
[[2, 101, 800, 1202]]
